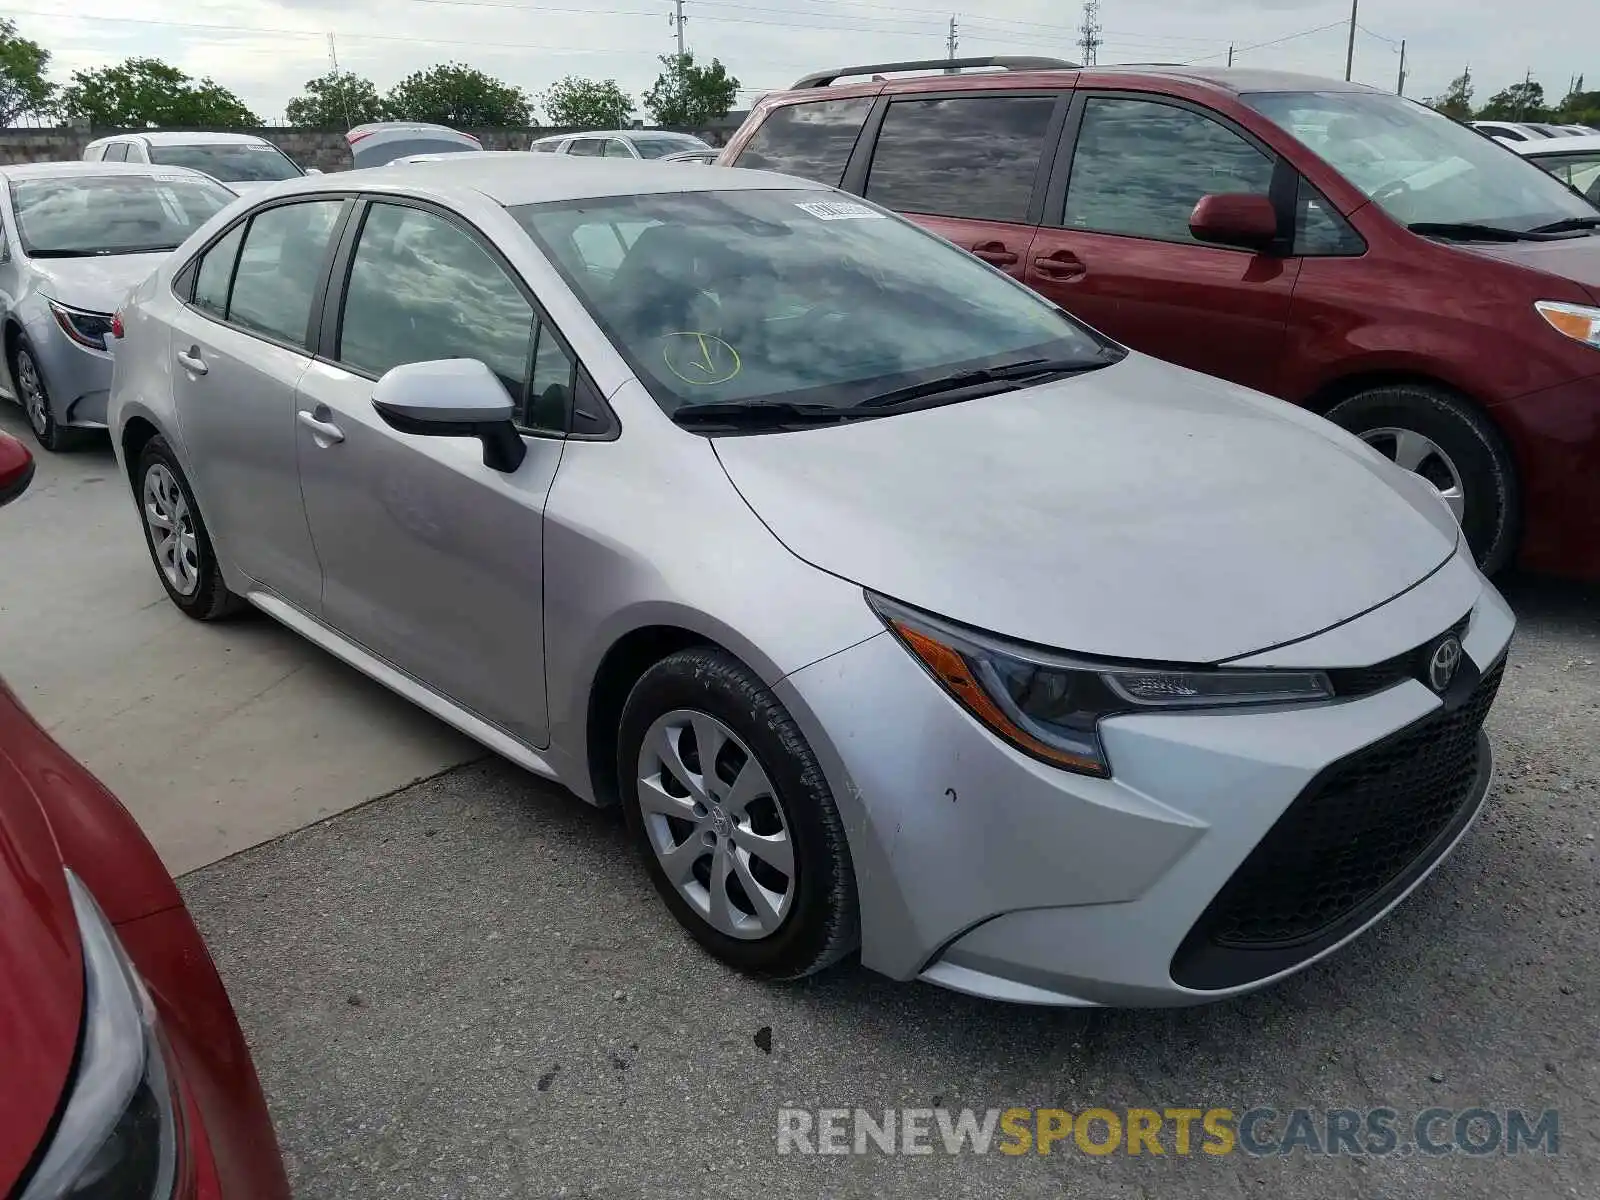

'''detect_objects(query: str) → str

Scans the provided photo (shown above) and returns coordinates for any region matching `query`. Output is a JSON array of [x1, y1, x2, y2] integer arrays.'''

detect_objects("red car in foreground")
[[0, 431, 289, 1198]]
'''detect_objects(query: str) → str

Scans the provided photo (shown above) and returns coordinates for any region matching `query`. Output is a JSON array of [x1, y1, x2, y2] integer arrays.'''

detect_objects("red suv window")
[[732, 97, 872, 185]]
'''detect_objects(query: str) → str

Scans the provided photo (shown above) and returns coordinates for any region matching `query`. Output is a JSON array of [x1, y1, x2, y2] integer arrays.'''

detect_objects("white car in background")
[[529, 130, 713, 160], [83, 131, 313, 193], [1470, 120, 1552, 144], [1511, 132, 1600, 205]]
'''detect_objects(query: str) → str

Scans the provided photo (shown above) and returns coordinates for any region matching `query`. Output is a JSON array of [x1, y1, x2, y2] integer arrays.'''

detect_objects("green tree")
[[385, 62, 529, 127], [642, 51, 739, 127], [0, 18, 54, 127], [60, 57, 256, 128], [1425, 68, 1474, 120], [286, 70, 387, 128], [539, 75, 633, 128], [1556, 77, 1600, 127], [1477, 78, 1550, 122]]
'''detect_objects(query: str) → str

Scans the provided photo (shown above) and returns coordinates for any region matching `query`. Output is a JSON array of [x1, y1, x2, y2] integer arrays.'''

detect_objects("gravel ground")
[[182, 575, 1600, 1199]]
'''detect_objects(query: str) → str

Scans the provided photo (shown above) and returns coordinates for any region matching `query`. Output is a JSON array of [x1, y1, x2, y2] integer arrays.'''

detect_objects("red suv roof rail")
[[789, 56, 1079, 89]]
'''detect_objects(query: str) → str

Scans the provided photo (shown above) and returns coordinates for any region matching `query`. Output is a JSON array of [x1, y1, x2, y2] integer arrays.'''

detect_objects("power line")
[[1182, 19, 1349, 65]]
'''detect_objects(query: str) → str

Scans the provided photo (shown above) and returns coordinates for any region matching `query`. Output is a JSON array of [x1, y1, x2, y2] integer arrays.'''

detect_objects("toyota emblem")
[[1427, 635, 1463, 694]]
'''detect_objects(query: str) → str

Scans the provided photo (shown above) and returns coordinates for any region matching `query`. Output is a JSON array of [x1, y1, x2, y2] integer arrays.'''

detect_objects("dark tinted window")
[[1064, 97, 1275, 242], [339, 203, 537, 411], [1295, 179, 1366, 256], [193, 223, 245, 317], [732, 97, 871, 185], [865, 96, 1055, 223], [149, 143, 302, 183], [525, 323, 577, 433], [226, 200, 343, 347], [102, 142, 128, 162], [566, 138, 604, 157]]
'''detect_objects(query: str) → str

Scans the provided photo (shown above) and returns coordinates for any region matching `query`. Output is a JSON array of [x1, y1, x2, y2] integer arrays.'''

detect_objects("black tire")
[[618, 647, 859, 980], [1326, 383, 1520, 575], [11, 340, 81, 452], [134, 436, 245, 621]]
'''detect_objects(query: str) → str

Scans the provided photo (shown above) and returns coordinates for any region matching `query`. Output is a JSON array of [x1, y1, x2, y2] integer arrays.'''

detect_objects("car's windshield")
[[10, 174, 236, 257], [148, 143, 303, 183], [632, 135, 710, 159], [1524, 150, 1600, 206], [1247, 91, 1598, 232], [512, 189, 1108, 415]]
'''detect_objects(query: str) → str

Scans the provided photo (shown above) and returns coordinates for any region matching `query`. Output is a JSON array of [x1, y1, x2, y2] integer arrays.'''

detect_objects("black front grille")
[[1172, 655, 1503, 990], [1328, 613, 1471, 698]]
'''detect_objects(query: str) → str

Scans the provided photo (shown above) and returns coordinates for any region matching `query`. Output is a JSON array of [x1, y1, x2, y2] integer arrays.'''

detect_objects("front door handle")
[[297, 409, 345, 445], [1032, 250, 1087, 281], [971, 240, 1019, 266], [175, 348, 208, 375]]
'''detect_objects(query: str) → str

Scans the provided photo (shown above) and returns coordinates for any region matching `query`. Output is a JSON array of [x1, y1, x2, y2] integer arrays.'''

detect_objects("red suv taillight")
[[111, 311, 125, 340]]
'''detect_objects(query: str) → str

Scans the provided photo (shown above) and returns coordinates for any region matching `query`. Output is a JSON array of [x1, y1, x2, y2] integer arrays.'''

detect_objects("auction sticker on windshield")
[[795, 201, 884, 221]]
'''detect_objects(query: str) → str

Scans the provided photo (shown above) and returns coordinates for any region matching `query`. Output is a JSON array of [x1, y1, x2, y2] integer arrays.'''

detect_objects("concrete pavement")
[[182, 574, 1600, 1199], [0, 406, 479, 873]]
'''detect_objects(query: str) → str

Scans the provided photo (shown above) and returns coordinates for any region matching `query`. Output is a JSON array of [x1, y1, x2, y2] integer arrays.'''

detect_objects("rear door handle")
[[1031, 251, 1087, 281], [971, 240, 1019, 266], [297, 409, 345, 444], [175, 348, 208, 375]]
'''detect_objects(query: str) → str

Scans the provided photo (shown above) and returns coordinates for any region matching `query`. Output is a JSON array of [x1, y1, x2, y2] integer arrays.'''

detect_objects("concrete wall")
[[0, 122, 743, 172]]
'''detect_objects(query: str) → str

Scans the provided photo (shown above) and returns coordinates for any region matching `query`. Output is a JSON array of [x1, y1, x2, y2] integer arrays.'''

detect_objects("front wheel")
[[12, 342, 80, 452], [618, 647, 859, 980], [1326, 383, 1520, 575]]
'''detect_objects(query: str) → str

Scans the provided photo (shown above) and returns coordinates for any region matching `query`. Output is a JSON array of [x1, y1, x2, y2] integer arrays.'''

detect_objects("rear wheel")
[[618, 647, 859, 980], [135, 436, 245, 621], [1327, 383, 1519, 575]]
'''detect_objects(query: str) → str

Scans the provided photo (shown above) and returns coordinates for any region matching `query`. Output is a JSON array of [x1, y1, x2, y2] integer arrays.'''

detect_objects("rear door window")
[[864, 95, 1056, 223], [565, 138, 604, 157], [1063, 97, 1276, 243], [102, 143, 128, 162], [225, 200, 344, 347], [732, 97, 872, 186]]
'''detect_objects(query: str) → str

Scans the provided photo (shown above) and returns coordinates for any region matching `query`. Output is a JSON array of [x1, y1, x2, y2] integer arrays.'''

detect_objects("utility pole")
[[1227, 43, 1234, 67], [1344, 0, 1357, 81], [328, 33, 353, 131], [669, 0, 687, 61], [1396, 38, 1406, 95], [1077, 0, 1101, 67], [945, 15, 958, 72], [1521, 67, 1531, 119]]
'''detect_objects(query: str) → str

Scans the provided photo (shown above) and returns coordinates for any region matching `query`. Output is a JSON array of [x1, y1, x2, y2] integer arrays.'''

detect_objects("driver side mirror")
[[371, 359, 527, 473], [0, 433, 35, 507], [1189, 193, 1281, 253]]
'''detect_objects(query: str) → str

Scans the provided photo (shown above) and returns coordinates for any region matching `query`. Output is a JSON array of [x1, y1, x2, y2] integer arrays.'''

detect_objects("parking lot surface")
[[0, 407, 478, 873], [181, 575, 1599, 1199]]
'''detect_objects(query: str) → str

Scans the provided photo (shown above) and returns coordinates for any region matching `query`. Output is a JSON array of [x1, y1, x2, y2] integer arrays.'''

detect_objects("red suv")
[[723, 58, 1600, 579]]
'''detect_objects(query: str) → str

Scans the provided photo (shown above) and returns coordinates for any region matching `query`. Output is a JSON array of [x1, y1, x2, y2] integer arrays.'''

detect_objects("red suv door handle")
[[1032, 250, 1087, 281], [971, 240, 1019, 267]]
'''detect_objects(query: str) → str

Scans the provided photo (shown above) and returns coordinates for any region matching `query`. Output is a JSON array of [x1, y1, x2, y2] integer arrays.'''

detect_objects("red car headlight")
[[17, 872, 181, 1199]]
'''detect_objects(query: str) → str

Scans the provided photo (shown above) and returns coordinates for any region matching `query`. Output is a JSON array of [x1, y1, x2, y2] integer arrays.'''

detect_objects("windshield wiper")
[[1407, 221, 1570, 242], [669, 401, 859, 429], [1527, 215, 1600, 234], [854, 353, 1117, 411]]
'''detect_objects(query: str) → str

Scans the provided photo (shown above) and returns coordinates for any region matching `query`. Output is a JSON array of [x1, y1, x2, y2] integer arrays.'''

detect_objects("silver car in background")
[[83, 131, 311, 194], [530, 130, 713, 159], [109, 159, 1513, 1006], [1, 162, 236, 450]]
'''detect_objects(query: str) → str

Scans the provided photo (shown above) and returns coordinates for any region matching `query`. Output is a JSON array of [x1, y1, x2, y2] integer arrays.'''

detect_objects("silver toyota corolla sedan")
[[107, 158, 1515, 1006], [1, 162, 237, 450]]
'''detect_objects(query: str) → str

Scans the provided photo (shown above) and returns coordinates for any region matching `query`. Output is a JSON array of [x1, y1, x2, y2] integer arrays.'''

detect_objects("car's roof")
[[292, 155, 820, 205], [770, 63, 1380, 99], [1514, 133, 1600, 156], [117, 131, 277, 146], [0, 160, 217, 181]]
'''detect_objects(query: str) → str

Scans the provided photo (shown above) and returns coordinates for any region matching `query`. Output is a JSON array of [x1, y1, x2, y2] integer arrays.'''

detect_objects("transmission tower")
[[1078, 0, 1102, 67]]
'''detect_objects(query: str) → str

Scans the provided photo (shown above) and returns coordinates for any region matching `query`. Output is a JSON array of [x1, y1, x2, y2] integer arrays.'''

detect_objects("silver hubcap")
[[637, 710, 795, 940], [16, 352, 47, 436], [1360, 426, 1466, 522], [142, 464, 201, 596]]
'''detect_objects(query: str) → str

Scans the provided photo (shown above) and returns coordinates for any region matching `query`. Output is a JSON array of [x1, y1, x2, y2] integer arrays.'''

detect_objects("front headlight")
[[19, 872, 179, 1200], [870, 595, 1333, 778], [47, 301, 116, 352], [1535, 300, 1600, 349]]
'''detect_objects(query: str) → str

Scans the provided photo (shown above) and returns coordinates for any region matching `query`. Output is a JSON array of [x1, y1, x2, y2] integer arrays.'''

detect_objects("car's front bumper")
[[777, 544, 1515, 1006], [23, 313, 113, 427]]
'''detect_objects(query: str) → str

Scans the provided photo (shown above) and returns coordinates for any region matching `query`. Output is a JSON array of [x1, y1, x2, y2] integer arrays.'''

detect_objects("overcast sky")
[[5, 0, 1588, 122]]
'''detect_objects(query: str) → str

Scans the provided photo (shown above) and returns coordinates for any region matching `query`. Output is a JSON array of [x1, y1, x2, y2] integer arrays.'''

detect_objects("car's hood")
[[29, 252, 167, 314], [1458, 233, 1600, 298], [0, 735, 81, 1191], [713, 353, 1458, 663]]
